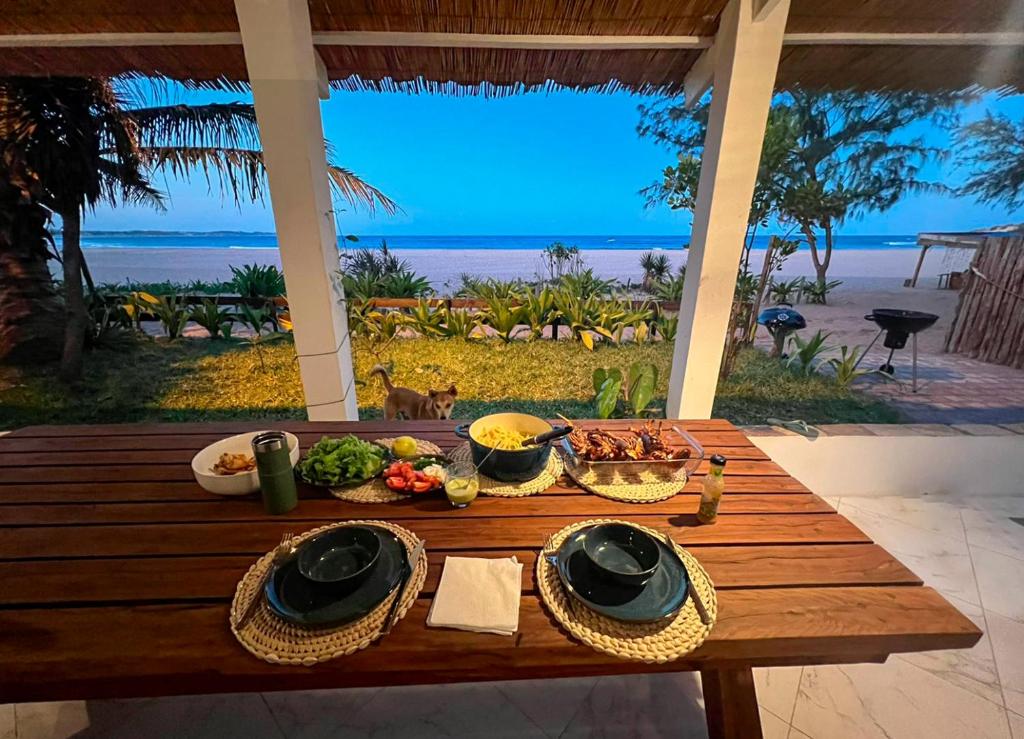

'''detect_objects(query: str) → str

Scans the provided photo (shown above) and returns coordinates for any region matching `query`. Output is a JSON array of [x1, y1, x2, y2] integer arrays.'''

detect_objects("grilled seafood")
[[567, 422, 690, 462]]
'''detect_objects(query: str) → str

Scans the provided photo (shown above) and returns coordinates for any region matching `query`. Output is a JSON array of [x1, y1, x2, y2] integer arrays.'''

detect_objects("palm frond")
[[326, 164, 399, 216], [138, 146, 265, 206], [95, 158, 166, 211], [127, 103, 261, 151]]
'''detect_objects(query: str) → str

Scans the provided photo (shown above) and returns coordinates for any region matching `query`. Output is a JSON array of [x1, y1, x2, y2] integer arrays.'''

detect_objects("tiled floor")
[[5, 494, 1024, 739]]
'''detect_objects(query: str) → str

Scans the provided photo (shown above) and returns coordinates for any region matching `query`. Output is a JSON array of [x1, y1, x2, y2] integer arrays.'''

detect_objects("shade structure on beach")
[[1, 0, 1023, 94]]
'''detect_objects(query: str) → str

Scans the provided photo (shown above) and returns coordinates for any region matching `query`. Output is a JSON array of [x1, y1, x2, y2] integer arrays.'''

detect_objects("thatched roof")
[[2, 0, 1023, 94]]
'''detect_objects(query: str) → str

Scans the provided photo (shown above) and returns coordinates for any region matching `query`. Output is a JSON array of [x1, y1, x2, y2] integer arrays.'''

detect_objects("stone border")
[[742, 423, 1024, 438]]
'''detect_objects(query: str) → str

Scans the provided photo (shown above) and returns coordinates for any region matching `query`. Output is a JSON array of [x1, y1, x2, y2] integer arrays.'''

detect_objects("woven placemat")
[[537, 519, 716, 663], [450, 443, 563, 497], [230, 520, 427, 666], [329, 437, 444, 503], [563, 465, 687, 503]]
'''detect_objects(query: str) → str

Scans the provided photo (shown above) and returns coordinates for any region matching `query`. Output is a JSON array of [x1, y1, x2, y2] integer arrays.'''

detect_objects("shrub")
[[479, 296, 527, 343], [230, 264, 286, 298], [190, 299, 236, 339], [640, 251, 670, 290], [769, 277, 804, 304], [438, 307, 480, 339], [141, 293, 190, 339], [785, 330, 833, 376], [557, 269, 618, 297], [592, 362, 659, 419], [650, 267, 686, 302], [803, 279, 843, 305]]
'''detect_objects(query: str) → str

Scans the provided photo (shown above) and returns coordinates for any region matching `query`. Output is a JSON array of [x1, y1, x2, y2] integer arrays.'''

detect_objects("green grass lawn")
[[0, 335, 900, 430]]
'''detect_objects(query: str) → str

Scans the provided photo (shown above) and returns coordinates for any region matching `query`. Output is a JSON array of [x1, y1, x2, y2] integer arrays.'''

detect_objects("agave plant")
[[377, 271, 432, 298], [557, 269, 618, 298], [518, 287, 559, 340], [650, 267, 686, 302], [769, 277, 804, 304], [189, 298, 236, 339], [407, 299, 445, 338], [785, 330, 833, 376], [438, 306, 480, 339], [480, 296, 527, 342], [144, 293, 190, 339], [827, 345, 877, 388], [458, 276, 524, 300], [655, 314, 679, 341], [552, 290, 604, 350], [229, 264, 285, 298], [803, 279, 843, 305]]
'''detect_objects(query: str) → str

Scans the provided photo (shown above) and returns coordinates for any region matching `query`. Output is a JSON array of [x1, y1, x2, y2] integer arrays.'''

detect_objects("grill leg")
[[855, 328, 885, 371], [912, 332, 919, 393]]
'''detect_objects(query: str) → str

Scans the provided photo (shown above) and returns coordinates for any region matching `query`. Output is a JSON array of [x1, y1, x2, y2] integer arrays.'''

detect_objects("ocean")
[[71, 232, 921, 252], [63, 231, 956, 290]]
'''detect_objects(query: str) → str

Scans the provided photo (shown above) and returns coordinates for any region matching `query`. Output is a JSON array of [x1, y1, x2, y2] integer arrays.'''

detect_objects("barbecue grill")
[[758, 304, 807, 356], [860, 308, 939, 392]]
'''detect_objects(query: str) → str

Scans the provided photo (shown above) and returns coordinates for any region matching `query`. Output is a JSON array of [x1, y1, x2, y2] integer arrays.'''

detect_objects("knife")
[[659, 530, 711, 626], [379, 539, 426, 638]]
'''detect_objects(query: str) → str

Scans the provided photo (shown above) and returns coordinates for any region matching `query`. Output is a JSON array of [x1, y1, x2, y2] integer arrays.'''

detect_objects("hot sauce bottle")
[[696, 454, 727, 524]]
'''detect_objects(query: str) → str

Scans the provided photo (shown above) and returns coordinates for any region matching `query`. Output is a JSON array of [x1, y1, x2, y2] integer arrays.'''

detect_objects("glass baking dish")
[[559, 425, 705, 487]]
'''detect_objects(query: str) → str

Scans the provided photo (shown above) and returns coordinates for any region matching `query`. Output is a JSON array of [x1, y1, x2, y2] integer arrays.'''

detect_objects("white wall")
[[750, 434, 1024, 497]]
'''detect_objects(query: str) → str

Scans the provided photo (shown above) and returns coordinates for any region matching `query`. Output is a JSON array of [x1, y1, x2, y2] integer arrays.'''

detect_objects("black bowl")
[[296, 527, 382, 590], [582, 523, 661, 587]]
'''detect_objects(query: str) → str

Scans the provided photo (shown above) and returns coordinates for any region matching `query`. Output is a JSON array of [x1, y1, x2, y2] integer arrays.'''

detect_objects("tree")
[[955, 112, 1024, 209], [0, 76, 397, 376], [774, 89, 962, 291], [638, 99, 796, 275]]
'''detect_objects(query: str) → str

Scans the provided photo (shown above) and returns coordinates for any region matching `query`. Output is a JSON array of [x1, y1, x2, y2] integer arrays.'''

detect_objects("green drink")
[[444, 462, 479, 508]]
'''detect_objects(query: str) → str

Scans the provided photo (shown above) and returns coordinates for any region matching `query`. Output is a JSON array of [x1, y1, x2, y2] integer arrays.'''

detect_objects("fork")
[[233, 531, 294, 630]]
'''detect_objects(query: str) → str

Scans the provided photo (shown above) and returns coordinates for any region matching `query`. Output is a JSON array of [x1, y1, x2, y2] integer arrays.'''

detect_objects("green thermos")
[[252, 431, 298, 514]]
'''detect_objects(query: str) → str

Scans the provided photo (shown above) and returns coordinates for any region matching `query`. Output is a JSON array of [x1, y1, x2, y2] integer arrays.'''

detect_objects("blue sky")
[[88, 86, 1024, 235]]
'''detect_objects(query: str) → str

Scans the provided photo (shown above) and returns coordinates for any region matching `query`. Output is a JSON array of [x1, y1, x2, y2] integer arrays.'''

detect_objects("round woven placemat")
[[450, 443, 563, 497], [537, 519, 716, 663], [329, 437, 444, 504], [230, 520, 427, 666], [562, 465, 687, 504]]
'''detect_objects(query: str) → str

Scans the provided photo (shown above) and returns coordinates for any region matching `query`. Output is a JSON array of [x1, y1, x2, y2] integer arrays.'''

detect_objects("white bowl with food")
[[191, 431, 301, 496]]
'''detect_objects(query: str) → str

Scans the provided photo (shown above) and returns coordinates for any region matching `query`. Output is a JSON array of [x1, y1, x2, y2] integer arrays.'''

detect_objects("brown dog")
[[369, 365, 458, 420]]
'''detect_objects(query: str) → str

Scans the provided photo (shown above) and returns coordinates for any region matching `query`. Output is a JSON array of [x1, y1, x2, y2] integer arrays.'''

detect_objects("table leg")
[[700, 667, 762, 739]]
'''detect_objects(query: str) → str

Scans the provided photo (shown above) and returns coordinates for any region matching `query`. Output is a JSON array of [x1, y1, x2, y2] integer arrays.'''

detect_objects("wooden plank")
[[0, 514, 870, 560], [2, 419, 741, 437], [0, 443, 769, 467], [0, 544, 921, 606], [0, 587, 981, 703], [701, 667, 762, 739], [0, 428, 764, 454], [0, 474, 811, 504], [0, 457, 787, 484], [0, 494, 835, 526]]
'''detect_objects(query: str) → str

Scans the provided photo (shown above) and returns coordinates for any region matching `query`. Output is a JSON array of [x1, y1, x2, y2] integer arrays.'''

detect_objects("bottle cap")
[[710, 454, 727, 467]]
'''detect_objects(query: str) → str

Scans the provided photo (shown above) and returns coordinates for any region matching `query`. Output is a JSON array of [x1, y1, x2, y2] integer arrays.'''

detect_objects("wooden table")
[[0, 419, 980, 738]]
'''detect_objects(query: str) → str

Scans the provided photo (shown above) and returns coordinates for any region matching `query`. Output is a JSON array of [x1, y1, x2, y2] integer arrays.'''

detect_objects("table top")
[[0, 419, 980, 703]]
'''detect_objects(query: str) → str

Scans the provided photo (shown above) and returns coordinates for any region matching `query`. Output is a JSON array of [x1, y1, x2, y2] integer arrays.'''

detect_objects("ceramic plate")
[[265, 526, 407, 626], [553, 527, 690, 623]]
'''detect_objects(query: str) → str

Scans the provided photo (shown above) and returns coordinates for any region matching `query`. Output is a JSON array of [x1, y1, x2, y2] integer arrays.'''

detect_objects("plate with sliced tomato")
[[382, 455, 450, 495]]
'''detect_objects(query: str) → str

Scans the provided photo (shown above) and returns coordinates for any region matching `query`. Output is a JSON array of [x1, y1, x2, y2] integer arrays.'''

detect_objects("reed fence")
[[945, 235, 1024, 368]]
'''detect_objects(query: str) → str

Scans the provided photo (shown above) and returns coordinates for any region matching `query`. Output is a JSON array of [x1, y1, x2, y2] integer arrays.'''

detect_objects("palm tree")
[[0, 76, 397, 378]]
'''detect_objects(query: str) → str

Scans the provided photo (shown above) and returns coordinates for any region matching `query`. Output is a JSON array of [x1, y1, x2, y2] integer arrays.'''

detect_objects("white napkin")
[[426, 556, 523, 636]]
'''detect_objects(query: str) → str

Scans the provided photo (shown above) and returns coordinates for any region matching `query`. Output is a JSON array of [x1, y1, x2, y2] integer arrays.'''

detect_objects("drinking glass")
[[444, 461, 479, 508]]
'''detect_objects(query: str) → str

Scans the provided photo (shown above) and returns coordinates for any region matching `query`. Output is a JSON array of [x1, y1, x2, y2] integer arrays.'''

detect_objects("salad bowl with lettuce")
[[296, 435, 391, 488]]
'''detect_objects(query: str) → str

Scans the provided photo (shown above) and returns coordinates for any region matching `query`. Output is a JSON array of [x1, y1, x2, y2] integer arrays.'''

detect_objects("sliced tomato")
[[385, 476, 407, 491], [410, 480, 433, 493]]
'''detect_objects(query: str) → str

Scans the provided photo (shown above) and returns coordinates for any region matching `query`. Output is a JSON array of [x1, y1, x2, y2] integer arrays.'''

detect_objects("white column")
[[234, 0, 358, 420], [666, 0, 790, 419]]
